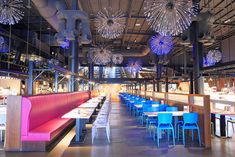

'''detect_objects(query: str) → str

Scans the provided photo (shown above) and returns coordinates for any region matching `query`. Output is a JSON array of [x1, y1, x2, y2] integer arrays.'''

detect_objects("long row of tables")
[[62, 95, 105, 144]]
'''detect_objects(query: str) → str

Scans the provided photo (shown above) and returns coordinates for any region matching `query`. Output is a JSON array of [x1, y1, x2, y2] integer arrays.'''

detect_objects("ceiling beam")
[[121, 0, 134, 48]]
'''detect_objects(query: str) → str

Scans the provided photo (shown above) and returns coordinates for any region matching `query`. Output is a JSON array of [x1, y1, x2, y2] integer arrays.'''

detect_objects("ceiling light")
[[144, 0, 199, 36], [224, 19, 231, 23], [112, 54, 124, 65], [135, 23, 141, 26], [95, 7, 126, 39], [0, 0, 24, 25], [149, 34, 173, 56], [89, 47, 112, 65]]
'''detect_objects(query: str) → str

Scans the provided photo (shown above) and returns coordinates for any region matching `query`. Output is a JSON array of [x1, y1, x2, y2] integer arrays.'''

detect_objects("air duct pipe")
[[32, 0, 92, 45], [56, 9, 92, 44], [31, 0, 66, 31], [180, 11, 215, 45]]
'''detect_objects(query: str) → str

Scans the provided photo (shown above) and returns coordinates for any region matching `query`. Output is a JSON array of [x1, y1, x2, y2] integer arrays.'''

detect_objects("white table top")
[[134, 104, 159, 108], [0, 106, 6, 114], [79, 102, 99, 108], [62, 108, 95, 119], [144, 111, 189, 117]]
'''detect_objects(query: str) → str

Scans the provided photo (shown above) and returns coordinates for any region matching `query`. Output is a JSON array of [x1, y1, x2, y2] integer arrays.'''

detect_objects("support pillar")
[[99, 66, 103, 79], [68, 78, 71, 92], [153, 80, 156, 92], [144, 81, 147, 91], [89, 63, 94, 90], [190, 3, 203, 94], [156, 80, 160, 92], [70, 0, 79, 92], [27, 61, 33, 95], [165, 77, 168, 93], [190, 72, 194, 94], [54, 71, 58, 93]]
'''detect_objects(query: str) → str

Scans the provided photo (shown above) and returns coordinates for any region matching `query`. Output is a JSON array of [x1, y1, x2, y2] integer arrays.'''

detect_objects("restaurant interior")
[[0, 0, 235, 157]]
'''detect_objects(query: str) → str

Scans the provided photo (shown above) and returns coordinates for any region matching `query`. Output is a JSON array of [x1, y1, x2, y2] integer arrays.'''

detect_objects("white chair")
[[92, 114, 110, 144], [0, 113, 6, 141], [92, 101, 111, 144]]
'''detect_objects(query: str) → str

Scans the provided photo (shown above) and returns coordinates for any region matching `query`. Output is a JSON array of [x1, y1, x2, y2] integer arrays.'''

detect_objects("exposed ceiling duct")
[[31, 0, 66, 31], [79, 46, 151, 58], [181, 11, 215, 46], [32, 0, 92, 45], [55, 9, 92, 45]]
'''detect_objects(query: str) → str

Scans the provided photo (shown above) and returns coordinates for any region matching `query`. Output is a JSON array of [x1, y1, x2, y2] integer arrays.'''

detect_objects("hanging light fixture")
[[95, 7, 126, 39], [144, 0, 198, 36], [112, 54, 123, 64], [0, 36, 8, 53], [150, 34, 173, 55], [125, 60, 142, 75], [0, 0, 24, 25], [206, 49, 222, 66], [90, 47, 112, 65]]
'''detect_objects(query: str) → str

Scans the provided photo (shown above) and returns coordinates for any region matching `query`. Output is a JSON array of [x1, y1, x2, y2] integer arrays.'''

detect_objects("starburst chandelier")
[[144, 0, 198, 36], [112, 54, 123, 64], [204, 50, 222, 66], [90, 47, 112, 65], [0, 0, 24, 25], [126, 60, 142, 75], [150, 34, 173, 55], [95, 7, 126, 39]]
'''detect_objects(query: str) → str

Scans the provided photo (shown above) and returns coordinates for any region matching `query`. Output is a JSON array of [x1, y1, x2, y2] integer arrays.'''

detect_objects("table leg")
[[174, 117, 178, 138], [75, 118, 81, 142], [220, 115, 226, 137], [211, 113, 216, 136]]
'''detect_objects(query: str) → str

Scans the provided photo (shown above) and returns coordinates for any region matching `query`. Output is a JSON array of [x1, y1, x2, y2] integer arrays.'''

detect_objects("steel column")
[[27, 61, 33, 95], [99, 66, 103, 79], [54, 71, 58, 93], [190, 72, 194, 94], [71, 0, 79, 92], [165, 77, 168, 93], [153, 80, 156, 92], [144, 81, 147, 91]]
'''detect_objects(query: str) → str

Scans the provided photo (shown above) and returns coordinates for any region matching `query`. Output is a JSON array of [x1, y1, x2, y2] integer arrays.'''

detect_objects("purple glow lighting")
[[150, 34, 173, 56]]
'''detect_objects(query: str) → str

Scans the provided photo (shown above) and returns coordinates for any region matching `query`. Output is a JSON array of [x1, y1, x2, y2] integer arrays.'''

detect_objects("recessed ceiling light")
[[224, 19, 231, 23], [135, 23, 141, 26]]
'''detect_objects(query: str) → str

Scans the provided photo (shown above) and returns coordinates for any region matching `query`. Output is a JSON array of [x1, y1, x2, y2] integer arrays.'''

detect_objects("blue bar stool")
[[178, 113, 201, 146], [155, 113, 175, 147]]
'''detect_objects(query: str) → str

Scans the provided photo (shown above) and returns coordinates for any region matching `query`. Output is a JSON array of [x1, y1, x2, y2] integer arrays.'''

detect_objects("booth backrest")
[[21, 91, 90, 136]]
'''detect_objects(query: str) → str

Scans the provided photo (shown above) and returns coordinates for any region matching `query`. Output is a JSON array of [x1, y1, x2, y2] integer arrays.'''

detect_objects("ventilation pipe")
[[181, 11, 215, 45], [32, 0, 92, 45], [55, 9, 92, 44], [31, 0, 66, 31]]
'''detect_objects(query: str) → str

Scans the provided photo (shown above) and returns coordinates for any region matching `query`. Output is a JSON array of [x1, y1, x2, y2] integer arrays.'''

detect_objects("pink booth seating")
[[21, 91, 90, 143]]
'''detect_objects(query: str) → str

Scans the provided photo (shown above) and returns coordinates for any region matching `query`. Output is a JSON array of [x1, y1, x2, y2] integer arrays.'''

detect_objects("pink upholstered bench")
[[20, 91, 90, 151]]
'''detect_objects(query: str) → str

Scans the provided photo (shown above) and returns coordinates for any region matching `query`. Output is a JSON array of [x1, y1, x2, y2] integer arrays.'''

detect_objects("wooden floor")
[[1, 97, 235, 157]]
